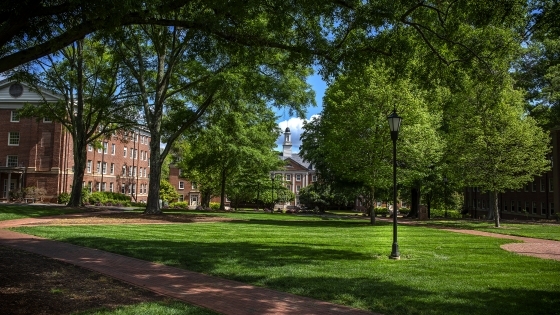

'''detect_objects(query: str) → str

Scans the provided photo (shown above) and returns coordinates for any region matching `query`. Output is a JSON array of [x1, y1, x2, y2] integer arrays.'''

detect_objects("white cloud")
[[276, 115, 320, 153]]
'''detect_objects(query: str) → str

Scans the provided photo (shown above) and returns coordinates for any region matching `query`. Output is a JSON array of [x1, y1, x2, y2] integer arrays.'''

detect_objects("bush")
[[24, 187, 47, 201], [375, 207, 389, 216], [9, 189, 24, 201], [209, 202, 220, 211], [81, 186, 92, 205], [170, 201, 189, 209], [87, 192, 131, 206], [430, 208, 462, 219], [398, 207, 410, 215], [58, 192, 70, 204]]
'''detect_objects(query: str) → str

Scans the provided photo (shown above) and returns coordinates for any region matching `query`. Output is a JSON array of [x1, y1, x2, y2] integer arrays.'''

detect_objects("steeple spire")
[[283, 127, 292, 158]]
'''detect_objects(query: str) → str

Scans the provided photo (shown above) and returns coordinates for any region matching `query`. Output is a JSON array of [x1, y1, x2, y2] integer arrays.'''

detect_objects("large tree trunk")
[[493, 191, 500, 227], [67, 40, 86, 207], [145, 130, 162, 214], [408, 185, 420, 218], [68, 138, 87, 206]]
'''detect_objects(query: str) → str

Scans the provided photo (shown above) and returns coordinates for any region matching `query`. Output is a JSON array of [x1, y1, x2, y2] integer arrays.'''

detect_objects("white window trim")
[[10, 111, 19, 122], [43, 117, 52, 123], [8, 132, 19, 146]]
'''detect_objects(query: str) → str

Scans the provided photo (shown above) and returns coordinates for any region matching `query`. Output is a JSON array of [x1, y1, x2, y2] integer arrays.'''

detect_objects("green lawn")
[[411, 219, 560, 241], [13, 212, 560, 315], [0, 204, 85, 221]]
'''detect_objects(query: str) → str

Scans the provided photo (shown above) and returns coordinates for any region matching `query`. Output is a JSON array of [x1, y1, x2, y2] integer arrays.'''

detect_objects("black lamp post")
[[387, 109, 402, 260], [270, 173, 275, 214], [444, 176, 448, 218]]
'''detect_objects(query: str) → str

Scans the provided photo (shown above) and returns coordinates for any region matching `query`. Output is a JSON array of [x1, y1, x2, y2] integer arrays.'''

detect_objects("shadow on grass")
[[45, 236, 560, 315]]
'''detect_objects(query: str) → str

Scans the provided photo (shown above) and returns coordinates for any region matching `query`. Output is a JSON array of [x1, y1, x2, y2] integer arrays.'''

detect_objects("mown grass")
[[0, 204, 85, 221], [13, 212, 560, 315], [411, 219, 560, 241], [75, 301, 218, 315]]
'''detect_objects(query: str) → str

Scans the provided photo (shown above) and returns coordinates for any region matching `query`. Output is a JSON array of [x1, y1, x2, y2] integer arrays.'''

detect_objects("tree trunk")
[[68, 138, 87, 206], [220, 168, 226, 210], [493, 191, 500, 227], [67, 40, 86, 207], [145, 131, 162, 214], [369, 187, 376, 225], [408, 185, 420, 218]]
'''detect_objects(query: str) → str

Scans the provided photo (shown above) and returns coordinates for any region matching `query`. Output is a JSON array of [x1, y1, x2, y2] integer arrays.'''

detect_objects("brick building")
[[273, 127, 317, 206], [0, 80, 150, 202], [463, 128, 559, 220]]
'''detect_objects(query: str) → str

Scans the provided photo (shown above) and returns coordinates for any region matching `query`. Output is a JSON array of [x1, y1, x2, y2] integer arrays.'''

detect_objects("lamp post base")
[[389, 243, 400, 260]]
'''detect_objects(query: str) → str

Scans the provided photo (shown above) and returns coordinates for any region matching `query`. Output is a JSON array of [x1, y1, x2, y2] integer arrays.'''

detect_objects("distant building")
[[463, 128, 559, 220], [0, 80, 150, 202], [272, 127, 317, 206]]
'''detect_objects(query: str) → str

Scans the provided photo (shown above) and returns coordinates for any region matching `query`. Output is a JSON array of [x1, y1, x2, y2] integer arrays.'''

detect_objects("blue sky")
[[275, 72, 327, 153]]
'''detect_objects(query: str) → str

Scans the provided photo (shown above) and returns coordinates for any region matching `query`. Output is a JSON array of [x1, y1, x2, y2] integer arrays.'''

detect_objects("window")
[[88, 181, 92, 193], [286, 174, 291, 181], [130, 147, 133, 158], [550, 178, 554, 192], [95, 161, 100, 173], [123, 147, 127, 157], [6, 155, 18, 167], [532, 181, 537, 192], [296, 174, 302, 181], [88, 144, 93, 151], [10, 111, 19, 122], [103, 142, 108, 154], [87, 160, 92, 173], [133, 149, 137, 159], [541, 178, 546, 192], [102, 162, 107, 174], [122, 166, 126, 176], [132, 184, 136, 194], [110, 182, 114, 193], [192, 182, 197, 190], [43, 117, 52, 123], [511, 201, 515, 212], [532, 201, 537, 214], [141, 136, 144, 144], [296, 185, 301, 192], [101, 182, 106, 192], [111, 144, 116, 155], [8, 132, 19, 146], [518, 201, 522, 212], [503, 203, 508, 212], [96, 182, 101, 192], [178, 195, 184, 202], [524, 184, 529, 192], [541, 202, 546, 215], [129, 166, 133, 177], [179, 182, 184, 189], [121, 184, 126, 194], [133, 166, 137, 177], [312, 175, 317, 182], [178, 169, 182, 177], [110, 163, 114, 174], [525, 201, 530, 213]]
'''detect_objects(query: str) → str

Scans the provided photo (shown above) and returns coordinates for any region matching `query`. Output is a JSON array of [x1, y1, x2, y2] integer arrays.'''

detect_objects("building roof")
[[280, 153, 312, 170]]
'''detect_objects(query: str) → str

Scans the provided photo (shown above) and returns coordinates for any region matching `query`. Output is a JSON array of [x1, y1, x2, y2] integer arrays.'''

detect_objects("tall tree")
[[15, 38, 138, 206], [300, 62, 443, 224], [447, 76, 551, 227]]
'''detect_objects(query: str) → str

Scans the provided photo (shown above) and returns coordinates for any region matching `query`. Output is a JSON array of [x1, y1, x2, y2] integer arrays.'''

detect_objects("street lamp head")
[[270, 173, 275, 180], [387, 109, 402, 133]]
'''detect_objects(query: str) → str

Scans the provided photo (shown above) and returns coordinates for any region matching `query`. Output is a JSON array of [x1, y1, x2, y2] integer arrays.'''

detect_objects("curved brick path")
[[0, 216, 376, 315], [441, 228, 560, 261]]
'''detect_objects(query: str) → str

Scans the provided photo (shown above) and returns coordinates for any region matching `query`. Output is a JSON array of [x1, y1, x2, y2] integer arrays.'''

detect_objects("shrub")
[[430, 208, 462, 219], [398, 207, 410, 215], [170, 201, 189, 209], [24, 187, 47, 201], [209, 202, 220, 211], [9, 189, 24, 201], [81, 186, 92, 205], [375, 207, 389, 216], [57, 192, 70, 204]]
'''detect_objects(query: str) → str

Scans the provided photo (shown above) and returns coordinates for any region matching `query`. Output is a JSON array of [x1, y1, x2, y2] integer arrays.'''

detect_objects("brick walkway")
[[0, 219, 375, 315]]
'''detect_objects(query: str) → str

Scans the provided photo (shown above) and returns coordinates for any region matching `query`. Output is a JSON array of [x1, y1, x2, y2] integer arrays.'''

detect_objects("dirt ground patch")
[[0, 245, 175, 315]]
